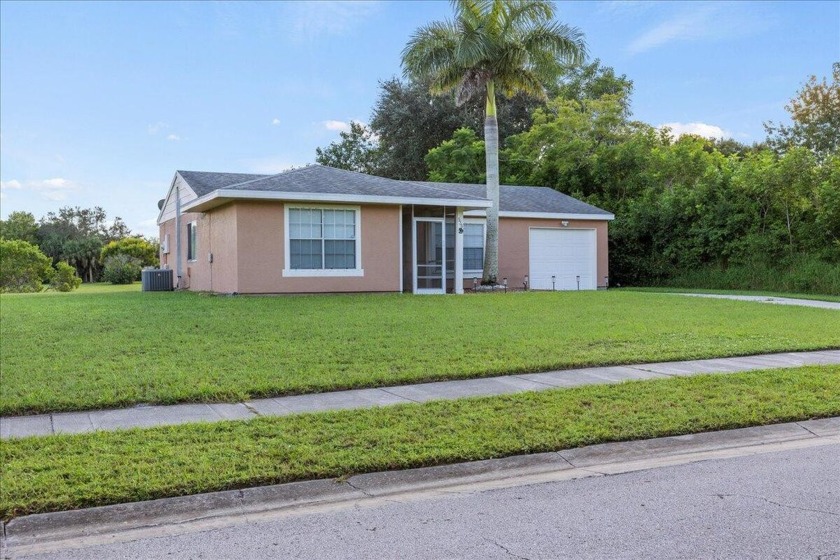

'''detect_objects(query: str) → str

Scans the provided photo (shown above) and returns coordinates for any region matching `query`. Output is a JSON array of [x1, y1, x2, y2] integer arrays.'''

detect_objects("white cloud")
[[149, 123, 182, 141], [287, 1, 381, 42], [147, 122, 168, 135], [658, 122, 729, 140], [272, 118, 281, 126], [322, 120, 352, 133], [0, 177, 80, 201], [626, 3, 773, 55], [135, 218, 161, 239], [627, 8, 717, 55], [0, 179, 23, 190]]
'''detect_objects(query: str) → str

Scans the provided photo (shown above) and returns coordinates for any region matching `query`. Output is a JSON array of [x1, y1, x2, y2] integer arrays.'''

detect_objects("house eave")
[[155, 173, 179, 226], [463, 210, 615, 221], [181, 189, 493, 213]]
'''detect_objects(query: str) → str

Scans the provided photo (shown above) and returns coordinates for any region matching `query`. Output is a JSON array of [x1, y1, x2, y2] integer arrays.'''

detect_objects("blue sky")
[[1, 1, 838, 237]]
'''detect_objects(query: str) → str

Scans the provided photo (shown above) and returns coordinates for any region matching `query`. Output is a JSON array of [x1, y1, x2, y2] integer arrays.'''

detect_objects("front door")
[[413, 218, 445, 294]]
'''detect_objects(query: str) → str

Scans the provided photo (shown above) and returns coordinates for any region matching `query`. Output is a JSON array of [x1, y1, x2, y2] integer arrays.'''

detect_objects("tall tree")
[[765, 62, 840, 162], [402, 0, 586, 283], [369, 78, 542, 180], [553, 59, 634, 117], [38, 206, 131, 282], [0, 211, 39, 244], [315, 121, 384, 175]]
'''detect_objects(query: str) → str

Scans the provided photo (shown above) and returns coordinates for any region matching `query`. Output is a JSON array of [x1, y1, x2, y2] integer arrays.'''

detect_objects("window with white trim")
[[187, 222, 197, 261], [441, 220, 485, 273], [463, 223, 484, 271], [288, 207, 358, 270]]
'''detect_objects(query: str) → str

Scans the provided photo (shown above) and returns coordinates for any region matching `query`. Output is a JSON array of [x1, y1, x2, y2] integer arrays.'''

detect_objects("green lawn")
[[2, 365, 838, 520], [2, 288, 839, 415], [627, 287, 840, 303]]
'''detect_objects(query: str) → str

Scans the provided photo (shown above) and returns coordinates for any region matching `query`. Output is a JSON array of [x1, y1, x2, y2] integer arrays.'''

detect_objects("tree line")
[[316, 61, 840, 294], [0, 206, 159, 292]]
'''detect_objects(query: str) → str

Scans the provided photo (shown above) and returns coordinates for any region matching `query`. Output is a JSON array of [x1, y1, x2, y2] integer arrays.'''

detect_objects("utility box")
[[141, 268, 174, 292]]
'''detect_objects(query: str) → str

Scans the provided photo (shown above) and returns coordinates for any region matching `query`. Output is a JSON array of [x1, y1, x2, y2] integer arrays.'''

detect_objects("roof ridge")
[[414, 180, 556, 191], [177, 170, 269, 177], [400, 179, 490, 199], [221, 165, 314, 190]]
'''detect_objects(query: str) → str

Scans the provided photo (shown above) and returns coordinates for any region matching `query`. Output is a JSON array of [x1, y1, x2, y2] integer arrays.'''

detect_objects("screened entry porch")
[[401, 205, 486, 294]]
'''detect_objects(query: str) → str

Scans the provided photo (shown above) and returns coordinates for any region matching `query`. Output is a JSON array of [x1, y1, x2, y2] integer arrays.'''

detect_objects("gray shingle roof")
[[177, 171, 269, 197], [180, 166, 484, 203], [177, 165, 611, 216], [412, 181, 612, 216]]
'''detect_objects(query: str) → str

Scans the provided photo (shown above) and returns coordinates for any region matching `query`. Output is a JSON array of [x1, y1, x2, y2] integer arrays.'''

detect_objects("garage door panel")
[[529, 229, 596, 290]]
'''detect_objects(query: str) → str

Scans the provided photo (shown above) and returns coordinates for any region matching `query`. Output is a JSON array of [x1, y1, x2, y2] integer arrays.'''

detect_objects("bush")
[[102, 254, 141, 284], [0, 239, 54, 293], [659, 255, 840, 296], [51, 261, 82, 292], [100, 237, 159, 268]]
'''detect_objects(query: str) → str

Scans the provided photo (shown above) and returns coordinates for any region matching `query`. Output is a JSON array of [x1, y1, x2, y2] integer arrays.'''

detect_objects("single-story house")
[[156, 165, 614, 294]]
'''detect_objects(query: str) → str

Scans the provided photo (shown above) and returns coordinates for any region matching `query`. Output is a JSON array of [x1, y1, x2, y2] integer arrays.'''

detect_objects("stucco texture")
[[460, 218, 609, 291], [161, 202, 401, 294], [161, 206, 609, 294]]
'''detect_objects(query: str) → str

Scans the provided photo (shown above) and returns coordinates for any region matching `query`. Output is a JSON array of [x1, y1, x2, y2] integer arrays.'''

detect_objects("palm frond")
[[502, 0, 553, 33], [430, 65, 469, 96], [521, 22, 587, 67], [497, 68, 546, 101], [451, 0, 486, 28], [454, 10, 491, 67], [402, 21, 460, 80], [402, 0, 587, 105]]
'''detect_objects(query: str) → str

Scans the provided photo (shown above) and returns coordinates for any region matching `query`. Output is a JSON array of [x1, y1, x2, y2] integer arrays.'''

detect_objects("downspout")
[[208, 213, 213, 293], [175, 184, 182, 288]]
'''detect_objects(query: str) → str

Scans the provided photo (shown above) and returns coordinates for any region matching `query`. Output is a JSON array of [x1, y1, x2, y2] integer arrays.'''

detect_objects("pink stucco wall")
[[160, 205, 609, 294], [160, 208, 228, 291], [500, 217, 609, 289], [161, 202, 401, 294], [459, 217, 609, 290]]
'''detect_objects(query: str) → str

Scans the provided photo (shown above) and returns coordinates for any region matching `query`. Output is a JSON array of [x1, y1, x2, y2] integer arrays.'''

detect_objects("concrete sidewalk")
[[2, 349, 839, 439], [670, 293, 840, 310], [5, 417, 839, 557]]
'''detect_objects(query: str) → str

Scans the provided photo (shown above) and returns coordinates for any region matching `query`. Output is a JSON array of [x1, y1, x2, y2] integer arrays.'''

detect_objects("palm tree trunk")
[[483, 80, 500, 285]]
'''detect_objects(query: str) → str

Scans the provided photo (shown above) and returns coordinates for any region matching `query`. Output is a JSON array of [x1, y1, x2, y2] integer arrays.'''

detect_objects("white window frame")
[[462, 218, 485, 275], [186, 221, 197, 262], [282, 204, 364, 277]]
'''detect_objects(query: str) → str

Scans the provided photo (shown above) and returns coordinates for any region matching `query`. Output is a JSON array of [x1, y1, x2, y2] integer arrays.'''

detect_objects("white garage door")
[[529, 228, 597, 290]]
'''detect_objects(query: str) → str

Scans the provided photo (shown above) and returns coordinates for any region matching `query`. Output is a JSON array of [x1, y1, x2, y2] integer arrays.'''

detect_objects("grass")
[[626, 287, 840, 303], [2, 365, 838, 520], [1, 288, 839, 415]]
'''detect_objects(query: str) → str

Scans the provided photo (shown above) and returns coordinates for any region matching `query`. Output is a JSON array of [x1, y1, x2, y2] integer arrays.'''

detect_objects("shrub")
[[102, 254, 141, 284], [0, 239, 54, 293], [51, 261, 82, 292], [100, 237, 159, 268]]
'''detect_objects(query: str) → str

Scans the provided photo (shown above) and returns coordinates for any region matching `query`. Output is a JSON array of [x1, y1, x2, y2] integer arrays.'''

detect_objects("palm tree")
[[402, 0, 586, 284]]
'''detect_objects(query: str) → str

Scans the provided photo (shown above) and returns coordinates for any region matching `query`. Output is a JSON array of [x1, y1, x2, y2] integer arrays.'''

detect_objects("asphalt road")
[[16, 444, 840, 560]]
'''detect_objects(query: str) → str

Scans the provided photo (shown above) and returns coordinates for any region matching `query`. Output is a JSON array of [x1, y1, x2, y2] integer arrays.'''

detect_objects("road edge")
[[4, 417, 839, 557]]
